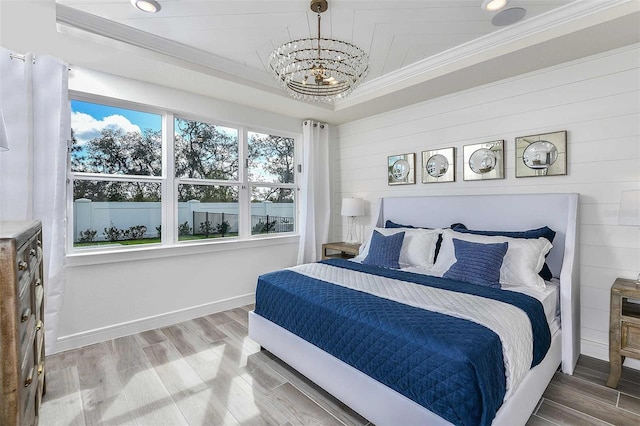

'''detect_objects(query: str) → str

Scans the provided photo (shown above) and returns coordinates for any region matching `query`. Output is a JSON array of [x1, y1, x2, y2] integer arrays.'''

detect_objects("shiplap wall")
[[334, 44, 640, 365]]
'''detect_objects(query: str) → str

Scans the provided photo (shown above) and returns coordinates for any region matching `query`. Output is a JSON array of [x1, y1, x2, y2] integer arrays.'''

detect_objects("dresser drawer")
[[621, 321, 640, 355], [18, 281, 35, 357], [26, 236, 40, 274], [16, 245, 33, 284], [34, 273, 44, 323], [20, 341, 37, 424], [36, 327, 44, 367]]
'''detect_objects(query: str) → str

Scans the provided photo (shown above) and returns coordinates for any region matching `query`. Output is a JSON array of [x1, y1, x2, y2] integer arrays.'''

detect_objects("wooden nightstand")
[[606, 277, 640, 388], [322, 242, 361, 260]]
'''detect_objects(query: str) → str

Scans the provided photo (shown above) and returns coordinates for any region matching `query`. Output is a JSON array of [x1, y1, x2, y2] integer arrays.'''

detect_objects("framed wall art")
[[463, 140, 504, 181], [515, 130, 567, 177], [388, 153, 416, 185], [422, 148, 455, 183]]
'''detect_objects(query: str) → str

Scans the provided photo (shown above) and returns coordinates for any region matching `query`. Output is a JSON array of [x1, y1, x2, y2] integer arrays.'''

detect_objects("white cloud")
[[71, 112, 141, 145]]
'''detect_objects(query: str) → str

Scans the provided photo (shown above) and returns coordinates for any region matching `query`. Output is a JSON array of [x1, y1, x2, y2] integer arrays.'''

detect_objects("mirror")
[[422, 148, 455, 183], [469, 149, 496, 173], [387, 153, 415, 185], [426, 154, 449, 177], [463, 140, 504, 181], [523, 141, 557, 169], [391, 159, 410, 180], [516, 131, 567, 177]]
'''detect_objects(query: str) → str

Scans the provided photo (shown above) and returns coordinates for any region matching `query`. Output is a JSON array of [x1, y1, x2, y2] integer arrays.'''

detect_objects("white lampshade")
[[341, 198, 364, 217], [0, 109, 9, 151], [619, 190, 640, 226]]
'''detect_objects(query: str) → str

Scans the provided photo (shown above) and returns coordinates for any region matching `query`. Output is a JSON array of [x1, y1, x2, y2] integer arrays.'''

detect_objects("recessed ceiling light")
[[482, 0, 508, 12], [131, 0, 161, 13]]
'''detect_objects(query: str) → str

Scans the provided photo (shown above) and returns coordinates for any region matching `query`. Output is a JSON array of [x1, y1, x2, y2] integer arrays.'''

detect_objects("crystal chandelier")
[[269, 0, 369, 103]]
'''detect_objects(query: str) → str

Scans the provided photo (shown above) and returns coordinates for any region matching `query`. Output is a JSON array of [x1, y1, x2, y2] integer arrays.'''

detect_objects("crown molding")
[[336, 0, 639, 109], [55, 4, 281, 93]]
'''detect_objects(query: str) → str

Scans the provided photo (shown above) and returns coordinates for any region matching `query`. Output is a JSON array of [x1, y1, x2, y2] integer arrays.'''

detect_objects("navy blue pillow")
[[363, 230, 405, 269], [451, 224, 556, 280], [385, 220, 465, 230], [443, 239, 508, 288], [385, 220, 416, 229]]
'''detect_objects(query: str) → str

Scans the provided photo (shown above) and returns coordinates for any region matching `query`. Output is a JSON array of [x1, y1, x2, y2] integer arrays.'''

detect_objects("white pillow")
[[354, 227, 441, 268], [432, 229, 552, 290]]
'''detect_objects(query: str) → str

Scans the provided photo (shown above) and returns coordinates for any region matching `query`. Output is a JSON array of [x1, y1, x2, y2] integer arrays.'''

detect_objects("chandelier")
[[268, 0, 369, 103]]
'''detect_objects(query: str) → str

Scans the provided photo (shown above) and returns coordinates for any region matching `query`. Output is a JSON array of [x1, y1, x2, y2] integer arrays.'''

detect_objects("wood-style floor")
[[41, 305, 640, 426]]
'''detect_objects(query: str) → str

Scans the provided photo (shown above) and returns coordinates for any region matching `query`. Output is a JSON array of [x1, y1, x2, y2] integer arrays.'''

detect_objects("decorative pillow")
[[384, 220, 466, 261], [443, 239, 508, 288], [433, 229, 552, 290], [451, 224, 556, 280], [362, 231, 405, 269], [356, 227, 440, 268]]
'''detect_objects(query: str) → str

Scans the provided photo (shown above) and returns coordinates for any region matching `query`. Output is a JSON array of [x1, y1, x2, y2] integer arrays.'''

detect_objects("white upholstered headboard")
[[374, 193, 580, 374]]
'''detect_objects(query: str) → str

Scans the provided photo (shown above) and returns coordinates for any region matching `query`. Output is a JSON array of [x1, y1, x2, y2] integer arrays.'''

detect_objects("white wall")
[[335, 45, 640, 367]]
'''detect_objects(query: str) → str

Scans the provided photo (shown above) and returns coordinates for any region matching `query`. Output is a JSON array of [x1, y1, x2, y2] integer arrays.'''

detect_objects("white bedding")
[[378, 263, 561, 331]]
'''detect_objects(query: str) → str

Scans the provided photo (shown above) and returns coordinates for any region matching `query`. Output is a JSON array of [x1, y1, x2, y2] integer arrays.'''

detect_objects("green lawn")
[[74, 233, 240, 247]]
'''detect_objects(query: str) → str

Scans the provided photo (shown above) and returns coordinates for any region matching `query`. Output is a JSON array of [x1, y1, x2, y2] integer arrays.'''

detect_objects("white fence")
[[74, 199, 295, 241]]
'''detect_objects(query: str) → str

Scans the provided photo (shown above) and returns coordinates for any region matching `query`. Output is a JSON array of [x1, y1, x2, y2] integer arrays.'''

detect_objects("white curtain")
[[297, 120, 330, 264], [0, 48, 69, 354]]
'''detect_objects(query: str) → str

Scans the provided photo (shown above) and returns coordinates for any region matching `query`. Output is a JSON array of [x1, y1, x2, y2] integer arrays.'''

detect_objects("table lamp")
[[341, 198, 364, 244]]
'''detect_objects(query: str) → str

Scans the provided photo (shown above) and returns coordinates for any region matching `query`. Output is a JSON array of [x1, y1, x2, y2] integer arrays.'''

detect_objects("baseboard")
[[581, 338, 640, 371], [52, 293, 255, 354]]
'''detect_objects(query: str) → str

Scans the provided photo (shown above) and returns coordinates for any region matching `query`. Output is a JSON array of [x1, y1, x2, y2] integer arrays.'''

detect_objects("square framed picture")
[[463, 140, 504, 181], [422, 148, 455, 183], [388, 153, 416, 185], [516, 131, 567, 177]]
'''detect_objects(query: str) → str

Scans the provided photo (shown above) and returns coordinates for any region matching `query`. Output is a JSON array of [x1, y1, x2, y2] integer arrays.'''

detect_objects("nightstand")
[[322, 242, 361, 260], [606, 277, 640, 388]]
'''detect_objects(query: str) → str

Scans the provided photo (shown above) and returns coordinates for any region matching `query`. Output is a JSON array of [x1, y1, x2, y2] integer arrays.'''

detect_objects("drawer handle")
[[25, 367, 34, 387], [36, 320, 43, 331], [18, 261, 28, 271], [29, 248, 37, 256], [37, 363, 44, 376], [21, 308, 31, 323], [35, 278, 42, 287]]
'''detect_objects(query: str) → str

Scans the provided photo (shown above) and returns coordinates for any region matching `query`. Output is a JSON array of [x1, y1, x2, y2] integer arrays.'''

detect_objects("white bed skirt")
[[249, 311, 562, 426]]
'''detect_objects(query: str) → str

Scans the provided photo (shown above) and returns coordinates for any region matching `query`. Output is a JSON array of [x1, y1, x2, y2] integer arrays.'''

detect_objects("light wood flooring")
[[41, 305, 640, 426]]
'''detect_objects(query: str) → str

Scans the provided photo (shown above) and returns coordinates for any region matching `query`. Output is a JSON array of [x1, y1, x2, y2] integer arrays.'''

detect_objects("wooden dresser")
[[0, 221, 45, 425]]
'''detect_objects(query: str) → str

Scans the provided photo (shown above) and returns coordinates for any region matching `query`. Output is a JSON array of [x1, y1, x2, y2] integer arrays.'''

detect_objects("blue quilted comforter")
[[254, 259, 550, 426]]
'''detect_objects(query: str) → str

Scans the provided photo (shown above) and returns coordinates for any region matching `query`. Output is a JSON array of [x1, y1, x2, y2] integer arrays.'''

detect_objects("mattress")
[[254, 259, 551, 426]]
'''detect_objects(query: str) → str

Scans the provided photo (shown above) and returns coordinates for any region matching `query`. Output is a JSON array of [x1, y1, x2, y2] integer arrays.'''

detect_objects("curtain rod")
[[9, 53, 71, 71]]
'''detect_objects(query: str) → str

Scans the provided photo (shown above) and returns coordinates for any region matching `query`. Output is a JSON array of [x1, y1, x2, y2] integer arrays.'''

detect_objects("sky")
[[71, 100, 161, 146]]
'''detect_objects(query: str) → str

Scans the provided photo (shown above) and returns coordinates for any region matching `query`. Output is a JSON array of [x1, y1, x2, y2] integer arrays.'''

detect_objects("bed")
[[249, 193, 579, 425]]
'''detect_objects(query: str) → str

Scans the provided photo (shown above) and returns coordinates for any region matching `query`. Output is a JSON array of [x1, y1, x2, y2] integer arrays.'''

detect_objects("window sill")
[[65, 234, 300, 267]]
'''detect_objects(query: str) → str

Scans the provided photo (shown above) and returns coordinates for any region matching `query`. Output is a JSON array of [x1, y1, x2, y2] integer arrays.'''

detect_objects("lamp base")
[[345, 216, 358, 244]]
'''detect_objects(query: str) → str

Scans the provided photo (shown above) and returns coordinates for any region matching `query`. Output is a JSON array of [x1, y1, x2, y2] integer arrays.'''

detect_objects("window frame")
[[67, 93, 301, 256]]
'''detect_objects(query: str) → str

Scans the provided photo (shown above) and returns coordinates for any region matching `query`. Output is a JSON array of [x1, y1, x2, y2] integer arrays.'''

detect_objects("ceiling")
[[54, 0, 640, 123]]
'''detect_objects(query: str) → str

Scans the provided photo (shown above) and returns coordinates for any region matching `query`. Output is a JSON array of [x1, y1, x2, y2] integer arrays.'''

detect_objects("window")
[[70, 100, 162, 248], [69, 98, 298, 251], [248, 131, 296, 236]]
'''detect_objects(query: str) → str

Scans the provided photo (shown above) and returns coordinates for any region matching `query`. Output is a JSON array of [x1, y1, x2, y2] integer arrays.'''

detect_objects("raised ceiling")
[[55, 0, 640, 123]]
